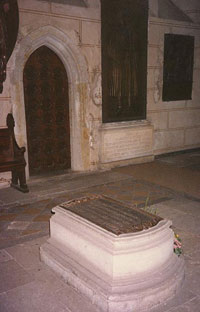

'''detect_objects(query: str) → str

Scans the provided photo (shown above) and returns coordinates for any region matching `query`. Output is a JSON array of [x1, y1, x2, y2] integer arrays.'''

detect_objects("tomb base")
[[40, 196, 184, 312]]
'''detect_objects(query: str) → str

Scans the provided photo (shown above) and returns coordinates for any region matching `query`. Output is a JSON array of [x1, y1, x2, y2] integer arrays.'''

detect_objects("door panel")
[[23, 46, 71, 175]]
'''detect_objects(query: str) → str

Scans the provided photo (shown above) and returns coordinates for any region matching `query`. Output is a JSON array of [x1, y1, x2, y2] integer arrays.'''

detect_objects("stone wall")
[[147, 16, 200, 155], [0, 0, 200, 175], [0, 0, 101, 174], [100, 121, 154, 169], [99, 0, 200, 166]]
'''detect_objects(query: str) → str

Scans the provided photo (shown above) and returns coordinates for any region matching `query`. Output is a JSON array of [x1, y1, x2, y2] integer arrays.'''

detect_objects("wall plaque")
[[162, 34, 194, 101], [101, 0, 148, 123]]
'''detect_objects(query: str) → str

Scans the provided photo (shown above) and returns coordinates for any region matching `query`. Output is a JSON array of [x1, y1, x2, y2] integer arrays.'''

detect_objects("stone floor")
[[0, 149, 200, 312]]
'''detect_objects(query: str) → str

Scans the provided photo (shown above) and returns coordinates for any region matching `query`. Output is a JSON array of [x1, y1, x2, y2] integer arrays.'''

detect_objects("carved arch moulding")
[[10, 25, 89, 176]]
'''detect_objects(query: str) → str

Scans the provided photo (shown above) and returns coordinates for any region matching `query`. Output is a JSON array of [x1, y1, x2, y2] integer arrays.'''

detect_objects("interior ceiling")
[[38, 0, 87, 7]]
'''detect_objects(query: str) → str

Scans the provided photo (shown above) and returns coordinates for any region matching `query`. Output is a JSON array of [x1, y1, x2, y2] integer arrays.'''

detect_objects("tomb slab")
[[40, 195, 184, 312]]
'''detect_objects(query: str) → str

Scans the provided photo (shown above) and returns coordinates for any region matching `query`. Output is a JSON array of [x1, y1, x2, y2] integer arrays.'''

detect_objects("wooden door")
[[23, 46, 71, 175]]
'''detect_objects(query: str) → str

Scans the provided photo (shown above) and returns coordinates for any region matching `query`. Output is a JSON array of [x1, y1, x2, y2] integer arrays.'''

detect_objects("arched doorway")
[[23, 45, 71, 176]]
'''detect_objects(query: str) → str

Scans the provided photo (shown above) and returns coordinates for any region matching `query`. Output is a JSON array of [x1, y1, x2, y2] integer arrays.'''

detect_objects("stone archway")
[[9, 26, 89, 177]]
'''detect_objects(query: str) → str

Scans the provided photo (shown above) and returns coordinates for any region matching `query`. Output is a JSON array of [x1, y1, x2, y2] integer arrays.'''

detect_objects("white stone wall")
[[100, 121, 154, 168], [0, 0, 101, 173], [147, 16, 200, 155], [1, 0, 200, 175]]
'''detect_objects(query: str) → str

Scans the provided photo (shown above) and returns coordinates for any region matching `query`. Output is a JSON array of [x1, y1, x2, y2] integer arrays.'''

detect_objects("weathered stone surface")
[[100, 121, 154, 164], [40, 198, 184, 312]]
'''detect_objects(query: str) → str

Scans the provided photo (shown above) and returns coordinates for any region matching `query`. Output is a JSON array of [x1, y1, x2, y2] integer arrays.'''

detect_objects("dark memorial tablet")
[[162, 34, 194, 101], [60, 195, 162, 235], [101, 0, 148, 122]]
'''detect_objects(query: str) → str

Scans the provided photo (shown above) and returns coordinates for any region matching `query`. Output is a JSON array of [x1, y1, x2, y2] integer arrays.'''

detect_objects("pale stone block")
[[0, 250, 13, 263], [100, 121, 154, 163], [18, 0, 50, 12], [0, 260, 33, 293], [51, 3, 100, 20], [169, 109, 200, 129], [81, 46, 101, 72], [81, 21, 100, 45], [170, 27, 196, 37], [188, 78, 200, 107], [19, 12, 51, 35], [0, 100, 11, 127], [50, 16, 80, 35], [154, 130, 184, 151], [147, 111, 168, 130], [6, 244, 42, 270], [185, 127, 200, 145], [37, 17, 80, 45], [147, 87, 162, 107], [147, 88, 186, 111], [56, 285, 99, 312], [99, 155, 154, 170], [147, 46, 162, 68], [192, 69, 200, 84], [187, 90, 200, 108], [44, 209, 173, 279], [147, 67, 163, 90], [40, 205, 184, 312], [148, 24, 161, 45], [194, 48, 200, 68]]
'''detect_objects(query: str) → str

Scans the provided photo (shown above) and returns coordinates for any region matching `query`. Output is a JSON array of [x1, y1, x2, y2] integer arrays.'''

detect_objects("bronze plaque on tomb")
[[60, 195, 162, 235]]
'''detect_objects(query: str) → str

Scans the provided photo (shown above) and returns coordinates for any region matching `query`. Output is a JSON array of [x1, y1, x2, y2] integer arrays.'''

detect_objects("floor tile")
[[33, 215, 51, 222], [7, 221, 30, 230], [21, 208, 42, 216], [0, 249, 13, 262], [0, 214, 18, 221], [21, 229, 41, 236], [56, 284, 100, 312], [0, 260, 33, 293], [5, 244, 41, 270]]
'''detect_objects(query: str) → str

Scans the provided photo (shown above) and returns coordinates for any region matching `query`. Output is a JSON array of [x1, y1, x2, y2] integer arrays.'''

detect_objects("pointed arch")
[[10, 26, 89, 176]]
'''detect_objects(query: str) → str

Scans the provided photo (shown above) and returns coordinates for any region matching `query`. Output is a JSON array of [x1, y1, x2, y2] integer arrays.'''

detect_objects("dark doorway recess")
[[23, 46, 71, 176], [101, 0, 148, 123]]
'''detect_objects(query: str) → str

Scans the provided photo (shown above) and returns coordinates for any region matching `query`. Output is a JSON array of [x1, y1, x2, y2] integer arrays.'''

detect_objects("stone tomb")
[[40, 195, 184, 312]]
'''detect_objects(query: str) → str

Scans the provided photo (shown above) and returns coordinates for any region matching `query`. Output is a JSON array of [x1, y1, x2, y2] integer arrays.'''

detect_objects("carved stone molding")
[[91, 72, 102, 106]]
